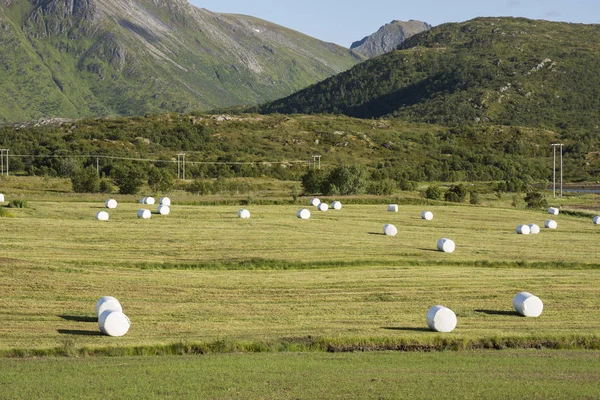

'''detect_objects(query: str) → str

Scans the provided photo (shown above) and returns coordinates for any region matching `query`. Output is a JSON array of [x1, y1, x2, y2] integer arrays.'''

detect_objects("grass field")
[[2, 351, 600, 399], [1, 180, 599, 397]]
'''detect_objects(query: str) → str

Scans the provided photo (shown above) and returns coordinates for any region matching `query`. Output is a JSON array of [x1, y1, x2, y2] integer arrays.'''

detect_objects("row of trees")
[[71, 165, 174, 194]]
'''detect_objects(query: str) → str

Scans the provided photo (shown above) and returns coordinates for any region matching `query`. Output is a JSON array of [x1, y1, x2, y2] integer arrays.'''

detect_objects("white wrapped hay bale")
[[296, 209, 310, 220], [383, 224, 397, 236], [310, 198, 321, 207], [95, 211, 109, 221], [158, 205, 170, 216], [421, 211, 433, 220], [238, 209, 250, 219], [516, 224, 531, 235], [137, 209, 151, 219], [159, 197, 171, 206], [593, 216, 600, 225], [98, 310, 131, 337], [0, 193, 4, 202], [139, 197, 146, 204], [105, 199, 118, 209], [388, 204, 398, 212], [331, 201, 342, 210], [317, 202, 329, 212], [437, 238, 455, 253], [548, 207, 559, 215], [513, 292, 544, 317], [528, 224, 540, 234], [95, 296, 122, 317], [544, 219, 557, 229], [145, 197, 155, 205], [426, 305, 457, 333]]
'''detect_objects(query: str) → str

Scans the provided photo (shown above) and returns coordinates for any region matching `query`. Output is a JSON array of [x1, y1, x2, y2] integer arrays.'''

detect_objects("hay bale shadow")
[[381, 326, 432, 332], [59, 315, 97, 323], [57, 329, 103, 336], [475, 309, 522, 317]]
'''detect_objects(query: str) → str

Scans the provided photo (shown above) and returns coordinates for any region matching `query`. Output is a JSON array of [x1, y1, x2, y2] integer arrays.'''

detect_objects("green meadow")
[[1, 178, 599, 398]]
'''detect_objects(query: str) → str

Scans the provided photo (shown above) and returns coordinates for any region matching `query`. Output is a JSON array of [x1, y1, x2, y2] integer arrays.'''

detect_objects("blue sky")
[[189, 0, 599, 47]]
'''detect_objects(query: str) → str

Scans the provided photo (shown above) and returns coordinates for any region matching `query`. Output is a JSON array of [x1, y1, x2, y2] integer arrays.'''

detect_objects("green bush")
[[424, 185, 442, 200], [367, 179, 397, 196], [99, 179, 113, 194], [322, 165, 369, 196], [469, 190, 480, 205], [148, 167, 175, 194], [186, 180, 213, 195], [524, 190, 548, 209], [71, 166, 100, 193], [0, 207, 13, 217], [444, 184, 468, 203], [112, 165, 146, 195], [301, 169, 327, 195], [9, 199, 28, 208]]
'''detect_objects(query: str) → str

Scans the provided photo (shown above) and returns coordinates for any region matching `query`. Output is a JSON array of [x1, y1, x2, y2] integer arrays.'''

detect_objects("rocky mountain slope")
[[260, 18, 600, 133], [350, 20, 430, 58], [0, 0, 363, 123]]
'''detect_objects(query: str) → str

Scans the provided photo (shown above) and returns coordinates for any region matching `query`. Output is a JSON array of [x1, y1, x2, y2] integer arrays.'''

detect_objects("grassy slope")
[[260, 18, 600, 132], [2, 351, 600, 399], [0, 0, 361, 123]]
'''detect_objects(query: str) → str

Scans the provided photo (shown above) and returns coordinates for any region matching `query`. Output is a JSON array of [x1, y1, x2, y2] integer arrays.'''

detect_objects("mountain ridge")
[[0, 0, 363, 123]]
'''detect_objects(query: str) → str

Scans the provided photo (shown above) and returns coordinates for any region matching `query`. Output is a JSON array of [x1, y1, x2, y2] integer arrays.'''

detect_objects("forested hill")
[[0, 0, 362, 123], [258, 18, 600, 133]]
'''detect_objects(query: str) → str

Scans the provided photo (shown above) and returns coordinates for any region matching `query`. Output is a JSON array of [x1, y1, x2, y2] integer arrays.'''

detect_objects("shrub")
[[71, 166, 100, 193], [469, 190, 480, 205], [524, 190, 548, 209], [301, 169, 327, 195], [0, 207, 13, 217], [367, 179, 397, 196], [99, 179, 113, 194], [186, 180, 213, 195], [322, 165, 369, 196], [9, 199, 28, 208], [112, 165, 146, 195], [444, 184, 468, 203], [424, 185, 442, 200], [148, 167, 174, 193]]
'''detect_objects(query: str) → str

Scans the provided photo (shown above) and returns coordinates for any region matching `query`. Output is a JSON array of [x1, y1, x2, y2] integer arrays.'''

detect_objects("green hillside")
[[259, 18, 600, 132], [0, 0, 362, 123]]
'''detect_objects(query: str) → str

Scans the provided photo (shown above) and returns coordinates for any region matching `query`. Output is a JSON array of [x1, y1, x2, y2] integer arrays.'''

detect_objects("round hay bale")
[[548, 207, 559, 215], [544, 219, 557, 229], [593, 216, 600, 225], [383, 224, 397, 236], [157, 205, 170, 216], [159, 197, 171, 206], [513, 292, 543, 317], [238, 209, 250, 219], [297, 209, 310, 219], [426, 305, 457, 332], [528, 224, 540, 234], [137, 209, 151, 219], [105, 199, 118, 209], [437, 238, 455, 253], [310, 198, 321, 207], [95, 296, 121, 317], [388, 204, 398, 212], [145, 197, 155, 205], [421, 211, 433, 220], [516, 224, 531, 235], [95, 296, 122, 317], [98, 310, 130, 337], [95, 211, 109, 221], [139, 197, 146, 204], [0, 193, 5, 202], [317, 202, 329, 212], [331, 201, 342, 210]]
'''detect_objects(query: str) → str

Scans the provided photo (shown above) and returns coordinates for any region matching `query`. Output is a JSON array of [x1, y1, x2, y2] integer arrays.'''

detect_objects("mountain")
[[350, 20, 430, 58], [259, 17, 600, 132], [0, 0, 363, 123]]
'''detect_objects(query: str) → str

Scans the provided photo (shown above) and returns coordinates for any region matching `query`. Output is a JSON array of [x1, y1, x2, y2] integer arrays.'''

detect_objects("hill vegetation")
[[259, 18, 600, 134], [0, 0, 361, 123]]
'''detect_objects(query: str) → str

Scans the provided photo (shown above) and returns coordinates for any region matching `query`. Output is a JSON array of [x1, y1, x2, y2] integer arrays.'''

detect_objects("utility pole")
[[551, 144, 563, 198], [96, 156, 100, 176], [177, 153, 186, 179], [311, 155, 321, 170], [0, 149, 8, 176]]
